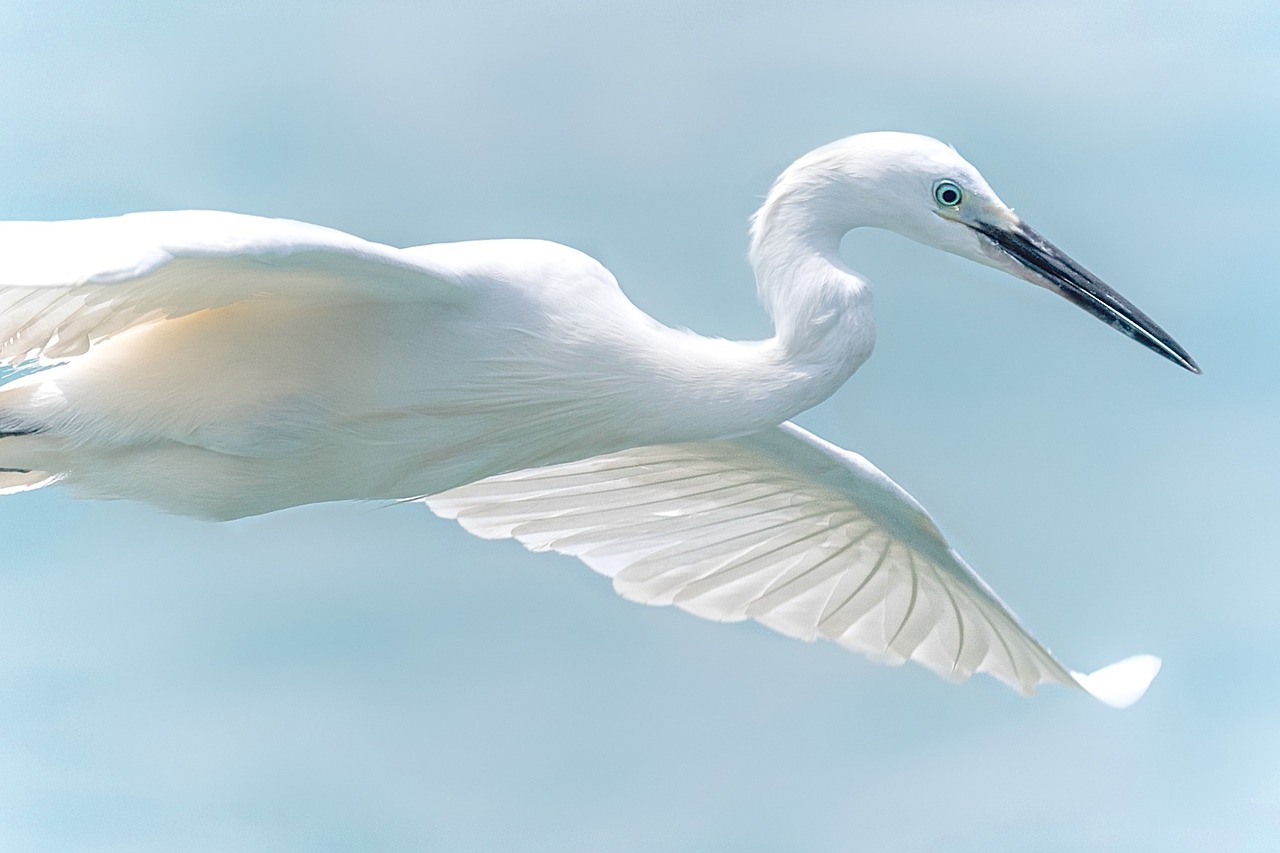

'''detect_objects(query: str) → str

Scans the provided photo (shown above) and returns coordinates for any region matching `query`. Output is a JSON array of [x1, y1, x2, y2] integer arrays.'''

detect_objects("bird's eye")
[[933, 180, 963, 207]]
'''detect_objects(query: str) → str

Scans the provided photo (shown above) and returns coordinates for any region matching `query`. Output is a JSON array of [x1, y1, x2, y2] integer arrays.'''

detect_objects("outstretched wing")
[[425, 422, 1159, 707], [0, 210, 466, 364]]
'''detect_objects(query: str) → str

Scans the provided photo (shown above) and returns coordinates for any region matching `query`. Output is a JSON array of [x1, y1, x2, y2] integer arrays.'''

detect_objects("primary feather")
[[427, 423, 1158, 706]]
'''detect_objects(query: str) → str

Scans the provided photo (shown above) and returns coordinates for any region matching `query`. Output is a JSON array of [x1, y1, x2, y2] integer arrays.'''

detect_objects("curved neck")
[[751, 197, 868, 346], [745, 181, 875, 414], [618, 186, 872, 443]]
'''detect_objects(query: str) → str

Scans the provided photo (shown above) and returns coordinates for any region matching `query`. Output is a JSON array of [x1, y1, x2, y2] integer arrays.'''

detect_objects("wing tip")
[[1071, 653, 1162, 709], [0, 470, 60, 495]]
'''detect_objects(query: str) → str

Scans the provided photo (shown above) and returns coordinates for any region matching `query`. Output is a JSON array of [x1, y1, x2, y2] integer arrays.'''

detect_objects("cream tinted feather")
[[426, 423, 1159, 705]]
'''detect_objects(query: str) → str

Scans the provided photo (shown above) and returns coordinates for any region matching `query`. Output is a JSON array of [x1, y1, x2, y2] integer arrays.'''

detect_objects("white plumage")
[[0, 132, 1195, 706]]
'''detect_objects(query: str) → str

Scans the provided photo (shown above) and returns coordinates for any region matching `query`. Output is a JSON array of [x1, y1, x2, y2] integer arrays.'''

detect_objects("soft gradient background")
[[0, 2, 1275, 850]]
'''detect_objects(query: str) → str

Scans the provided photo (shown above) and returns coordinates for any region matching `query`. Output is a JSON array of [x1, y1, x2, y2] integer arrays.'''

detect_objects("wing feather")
[[425, 422, 1161, 706], [0, 210, 466, 365]]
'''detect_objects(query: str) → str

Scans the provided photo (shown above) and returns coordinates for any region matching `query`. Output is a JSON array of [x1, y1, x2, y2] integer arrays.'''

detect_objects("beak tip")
[[1167, 346, 1201, 375], [1167, 350, 1201, 375]]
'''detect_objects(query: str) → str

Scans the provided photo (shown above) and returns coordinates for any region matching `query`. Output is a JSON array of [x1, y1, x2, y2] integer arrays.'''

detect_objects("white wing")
[[426, 422, 1159, 707], [0, 210, 465, 363]]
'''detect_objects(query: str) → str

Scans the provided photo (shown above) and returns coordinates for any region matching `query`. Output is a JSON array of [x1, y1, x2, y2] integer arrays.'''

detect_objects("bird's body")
[[0, 133, 1196, 705], [0, 225, 864, 518]]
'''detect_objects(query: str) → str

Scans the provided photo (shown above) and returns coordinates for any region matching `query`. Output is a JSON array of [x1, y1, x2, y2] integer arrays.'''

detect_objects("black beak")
[[970, 219, 1200, 374]]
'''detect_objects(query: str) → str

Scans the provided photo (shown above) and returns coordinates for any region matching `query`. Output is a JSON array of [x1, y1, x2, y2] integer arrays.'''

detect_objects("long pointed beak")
[[969, 219, 1200, 374]]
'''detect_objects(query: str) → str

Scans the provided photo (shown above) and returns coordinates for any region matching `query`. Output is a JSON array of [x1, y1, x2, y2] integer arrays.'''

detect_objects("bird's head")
[[758, 132, 1199, 373]]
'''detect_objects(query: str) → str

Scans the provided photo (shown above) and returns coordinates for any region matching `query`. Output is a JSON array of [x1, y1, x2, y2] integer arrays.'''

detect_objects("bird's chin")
[[973, 230, 1051, 289]]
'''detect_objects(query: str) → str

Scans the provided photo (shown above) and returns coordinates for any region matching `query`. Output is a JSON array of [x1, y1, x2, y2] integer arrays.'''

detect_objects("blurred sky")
[[0, 1, 1277, 851]]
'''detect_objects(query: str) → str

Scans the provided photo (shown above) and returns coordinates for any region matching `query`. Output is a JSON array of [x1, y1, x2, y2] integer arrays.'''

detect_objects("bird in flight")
[[0, 132, 1196, 706]]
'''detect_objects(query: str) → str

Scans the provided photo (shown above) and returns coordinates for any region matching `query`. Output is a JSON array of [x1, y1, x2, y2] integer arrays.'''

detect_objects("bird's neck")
[[624, 195, 872, 443], [745, 187, 875, 417]]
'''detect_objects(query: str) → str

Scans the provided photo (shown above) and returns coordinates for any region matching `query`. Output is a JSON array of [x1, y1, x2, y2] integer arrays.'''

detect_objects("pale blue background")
[[0, 2, 1276, 850]]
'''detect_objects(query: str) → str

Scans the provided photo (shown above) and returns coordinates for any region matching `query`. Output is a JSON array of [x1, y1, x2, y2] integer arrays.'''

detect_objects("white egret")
[[0, 132, 1195, 706]]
